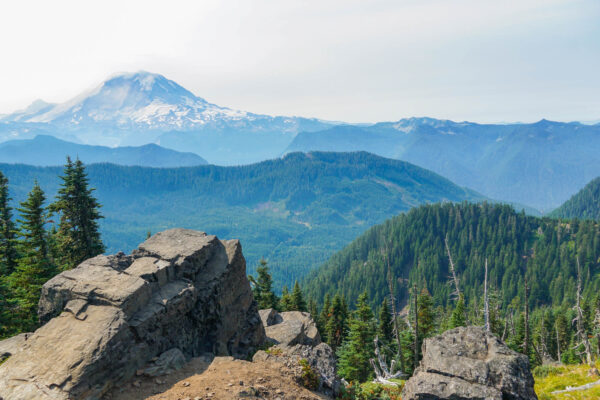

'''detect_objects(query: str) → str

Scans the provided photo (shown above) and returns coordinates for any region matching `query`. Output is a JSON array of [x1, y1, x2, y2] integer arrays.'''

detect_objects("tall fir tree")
[[50, 158, 104, 270], [279, 286, 293, 311], [8, 183, 55, 332], [249, 258, 279, 310], [449, 293, 467, 329], [326, 293, 349, 351], [377, 298, 394, 344], [318, 293, 332, 343], [377, 297, 396, 362], [290, 281, 307, 312], [0, 171, 17, 275], [337, 292, 376, 383]]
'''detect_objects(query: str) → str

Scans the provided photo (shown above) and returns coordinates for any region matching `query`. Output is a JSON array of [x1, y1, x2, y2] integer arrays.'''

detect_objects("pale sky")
[[0, 0, 599, 123]]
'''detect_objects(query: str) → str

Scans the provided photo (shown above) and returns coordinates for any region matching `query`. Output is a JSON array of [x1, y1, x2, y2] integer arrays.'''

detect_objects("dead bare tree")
[[382, 242, 405, 373], [538, 310, 551, 363], [556, 323, 562, 364], [551, 380, 600, 394], [502, 306, 513, 342], [573, 256, 593, 365], [524, 275, 530, 357], [484, 258, 490, 333], [370, 336, 406, 386], [444, 235, 461, 299], [413, 283, 419, 371]]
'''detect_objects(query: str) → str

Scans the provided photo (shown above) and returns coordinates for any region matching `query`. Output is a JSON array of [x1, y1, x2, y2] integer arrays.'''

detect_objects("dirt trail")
[[105, 356, 329, 400]]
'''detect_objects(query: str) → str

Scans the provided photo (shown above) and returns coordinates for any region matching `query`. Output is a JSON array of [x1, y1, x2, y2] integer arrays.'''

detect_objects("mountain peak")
[[4, 71, 248, 128]]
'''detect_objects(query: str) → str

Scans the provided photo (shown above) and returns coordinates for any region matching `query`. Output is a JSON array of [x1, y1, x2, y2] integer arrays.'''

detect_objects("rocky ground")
[[107, 356, 328, 400]]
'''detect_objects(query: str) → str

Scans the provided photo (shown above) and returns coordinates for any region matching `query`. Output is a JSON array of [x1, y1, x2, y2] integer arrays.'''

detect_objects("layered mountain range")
[[0, 152, 482, 288], [1, 71, 599, 210], [0, 72, 331, 165], [0, 135, 206, 167]]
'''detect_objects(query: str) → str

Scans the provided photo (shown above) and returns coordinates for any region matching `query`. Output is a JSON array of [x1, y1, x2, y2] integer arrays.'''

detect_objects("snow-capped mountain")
[[0, 72, 332, 164], [2, 72, 249, 129]]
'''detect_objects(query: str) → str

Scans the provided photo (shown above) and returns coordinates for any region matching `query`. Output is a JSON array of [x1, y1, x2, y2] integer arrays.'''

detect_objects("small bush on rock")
[[299, 358, 319, 390], [338, 381, 403, 400]]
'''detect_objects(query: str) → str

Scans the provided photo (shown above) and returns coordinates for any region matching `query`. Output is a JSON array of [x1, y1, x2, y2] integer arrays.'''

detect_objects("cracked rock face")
[[0, 229, 265, 400], [402, 326, 538, 400]]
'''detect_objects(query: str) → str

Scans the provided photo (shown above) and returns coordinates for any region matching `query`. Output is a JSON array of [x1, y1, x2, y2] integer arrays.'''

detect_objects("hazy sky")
[[1, 0, 599, 123]]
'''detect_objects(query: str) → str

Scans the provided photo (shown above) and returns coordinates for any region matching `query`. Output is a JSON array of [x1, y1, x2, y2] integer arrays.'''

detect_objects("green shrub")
[[338, 380, 404, 400], [533, 365, 562, 378], [299, 358, 319, 390]]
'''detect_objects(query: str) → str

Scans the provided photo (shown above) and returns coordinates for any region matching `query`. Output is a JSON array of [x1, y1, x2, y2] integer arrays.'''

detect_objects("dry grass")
[[534, 362, 600, 400]]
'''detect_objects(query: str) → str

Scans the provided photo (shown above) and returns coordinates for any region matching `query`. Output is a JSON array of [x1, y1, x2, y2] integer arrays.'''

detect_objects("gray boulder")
[[259, 308, 281, 327], [0, 229, 265, 400], [402, 326, 538, 400], [264, 310, 321, 346], [254, 309, 339, 396]]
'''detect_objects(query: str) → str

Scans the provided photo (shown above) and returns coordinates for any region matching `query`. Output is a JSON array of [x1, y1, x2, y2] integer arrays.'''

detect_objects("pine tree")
[[449, 293, 467, 329], [249, 259, 278, 309], [377, 298, 396, 362], [8, 183, 55, 332], [290, 281, 307, 312], [417, 288, 436, 340], [50, 158, 104, 270], [0, 171, 17, 275], [318, 293, 332, 342], [279, 286, 293, 311], [378, 298, 394, 344], [337, 292, 375, 383], [326, 293, 349, 351]]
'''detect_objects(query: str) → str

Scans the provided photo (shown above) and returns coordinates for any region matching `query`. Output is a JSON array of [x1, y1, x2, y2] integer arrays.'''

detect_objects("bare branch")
[[444, 235, 461, 299], [551, 380, 600, 394], [484, 258, 490, 333], [574, 256, 593, 365]]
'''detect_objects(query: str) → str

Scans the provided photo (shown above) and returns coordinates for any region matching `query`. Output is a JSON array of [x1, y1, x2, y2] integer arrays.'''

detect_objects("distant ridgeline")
[[550, 176, 600, 221], [0, 152, 483, 289], [303, 202, 600, 310]]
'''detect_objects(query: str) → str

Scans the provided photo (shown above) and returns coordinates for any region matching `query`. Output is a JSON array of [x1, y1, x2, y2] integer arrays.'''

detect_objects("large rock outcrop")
[[0, 229, 265, 400], [254, 309, 340, 396], [402, 326, 538, 400]]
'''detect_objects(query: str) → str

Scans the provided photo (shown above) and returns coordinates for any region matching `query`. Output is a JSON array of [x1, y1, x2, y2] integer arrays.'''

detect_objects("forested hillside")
[[0, 152, 482, 288], [550, 177, 600, 220], [286, 118, 600, 211], [304, 202, 600, 310]]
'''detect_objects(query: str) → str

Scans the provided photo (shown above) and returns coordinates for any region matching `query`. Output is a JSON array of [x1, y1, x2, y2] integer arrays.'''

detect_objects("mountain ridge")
[[550, 176, 600, 220], [0, 135, 207, 167], [285, 119, 600, 210], [0, 71, 334, 165], [0, 151, 483, 288]]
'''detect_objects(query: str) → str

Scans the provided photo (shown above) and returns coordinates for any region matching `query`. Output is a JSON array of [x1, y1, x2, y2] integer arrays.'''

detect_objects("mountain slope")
[[0, 71, 333, 165], [0, 135, 207, 167], [550, 176, 600, 220], [0, 151, 483, 288], [303, 202, 600, 310], [286, 118, 600, 211]]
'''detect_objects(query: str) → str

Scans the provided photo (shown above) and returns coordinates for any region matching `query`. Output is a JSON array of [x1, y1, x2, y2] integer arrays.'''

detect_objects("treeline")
[[292, 202, 600, 383], [304, 202, 600, 310], [550, 176, 600, 220], [0, 158, 103, 338], [256, 262, 600, 385]]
